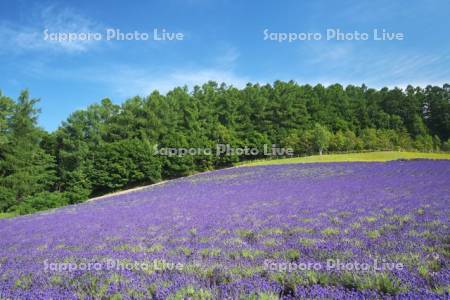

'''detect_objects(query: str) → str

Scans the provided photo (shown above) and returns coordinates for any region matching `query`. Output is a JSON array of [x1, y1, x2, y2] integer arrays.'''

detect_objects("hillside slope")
[[0, 160, 449, 299], [241, 151, 450, 166]]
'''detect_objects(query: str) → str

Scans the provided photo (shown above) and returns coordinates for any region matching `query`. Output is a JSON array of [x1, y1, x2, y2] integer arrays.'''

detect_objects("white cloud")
[[296, 42, 450, 89], [108, 47, 250, 96], [17, 44, 252, 97], [305, 43, 354, 64], [0, 5, 104, 54], [98, 65, 251, 97]]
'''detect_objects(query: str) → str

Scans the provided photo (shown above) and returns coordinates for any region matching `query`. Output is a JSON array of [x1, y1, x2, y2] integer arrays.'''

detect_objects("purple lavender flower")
[[0, 160, 449, 299]]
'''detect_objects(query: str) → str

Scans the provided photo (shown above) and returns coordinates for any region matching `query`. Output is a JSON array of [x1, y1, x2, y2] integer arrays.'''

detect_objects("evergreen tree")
[[1, 82, 449, 214], [0, 91, 56, 210]]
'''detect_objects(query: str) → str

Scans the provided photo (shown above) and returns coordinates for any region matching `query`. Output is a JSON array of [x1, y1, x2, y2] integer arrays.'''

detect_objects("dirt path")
[[86, 166, 240, 202], [86, 180, 169, 202]]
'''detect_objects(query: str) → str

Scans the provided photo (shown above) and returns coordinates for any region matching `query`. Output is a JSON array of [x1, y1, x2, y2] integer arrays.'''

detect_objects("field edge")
[[238, 151, 450, 166]]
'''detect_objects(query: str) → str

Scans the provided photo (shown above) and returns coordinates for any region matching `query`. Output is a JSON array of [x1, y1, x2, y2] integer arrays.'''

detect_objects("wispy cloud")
[[347, 51, 450, 88], [143, 68, 250, 95], [295, 41, 450, 88], [15, 45, 251, 97], [0, 5, 105, 54], [94, 62, 251, 97], [303, 42, 354, 65], [79, 66, 248, 97]]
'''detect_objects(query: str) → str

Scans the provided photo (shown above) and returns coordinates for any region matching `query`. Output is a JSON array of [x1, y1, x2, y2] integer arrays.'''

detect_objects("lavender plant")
[[0, 160, 449, 299]]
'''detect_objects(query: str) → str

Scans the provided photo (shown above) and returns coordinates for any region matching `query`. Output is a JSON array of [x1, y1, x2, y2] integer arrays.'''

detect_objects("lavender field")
[[0, 160, 449, 299]]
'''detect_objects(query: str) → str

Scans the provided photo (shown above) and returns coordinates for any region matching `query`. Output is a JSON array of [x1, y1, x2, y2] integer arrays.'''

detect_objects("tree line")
[[1, 81, 449, 215]]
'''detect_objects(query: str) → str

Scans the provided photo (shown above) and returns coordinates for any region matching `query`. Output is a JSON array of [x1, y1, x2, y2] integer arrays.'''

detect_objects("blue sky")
[[0, 0, 449, 131]]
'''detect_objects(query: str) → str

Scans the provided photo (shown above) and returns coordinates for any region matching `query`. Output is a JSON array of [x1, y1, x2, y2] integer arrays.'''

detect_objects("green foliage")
[[270, 270, 405, 295], [242, 292, 279, 300], [0, 211, 17, 219], [367, 230, 381, 239], [0, 91, 57, 212], [284, 249, 300, 262], [321, 228, 340, 236], [0, 83, 449, 214], [414, 134, 434, 152], [313, 123, 332, 155], [14, 274, 33, 290], [9, 192, 68, 215], [168, 285, 213, 300], [90, 139, 161, 194], [244, 151, 450, 166], [443, 138, 450, 151]]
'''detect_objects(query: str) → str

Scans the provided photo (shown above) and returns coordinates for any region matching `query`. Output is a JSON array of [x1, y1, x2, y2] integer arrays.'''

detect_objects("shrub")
[[9, 192, 68, 215]]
